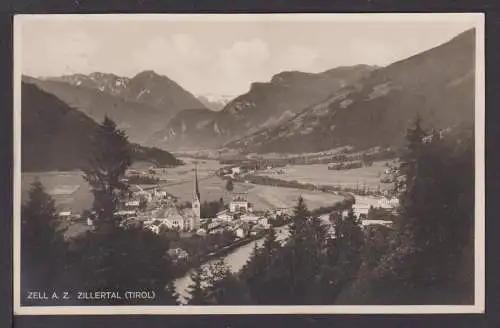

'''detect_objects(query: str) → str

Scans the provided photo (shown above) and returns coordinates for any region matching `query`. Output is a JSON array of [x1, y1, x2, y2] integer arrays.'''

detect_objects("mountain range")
[[152, 64, 376, 150], [196, 94, 235, 111], [21, 82, 181, 172], [26, 70, 207, 144], [22, 28, 475, 157], [225, 29, 476, 153]]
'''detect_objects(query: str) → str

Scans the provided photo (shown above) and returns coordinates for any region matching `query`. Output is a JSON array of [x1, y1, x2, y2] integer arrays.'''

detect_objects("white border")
[[13, 13, 485, 315]]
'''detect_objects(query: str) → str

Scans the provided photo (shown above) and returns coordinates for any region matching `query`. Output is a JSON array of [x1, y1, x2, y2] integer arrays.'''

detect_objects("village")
[[53, 157, 401, 268]]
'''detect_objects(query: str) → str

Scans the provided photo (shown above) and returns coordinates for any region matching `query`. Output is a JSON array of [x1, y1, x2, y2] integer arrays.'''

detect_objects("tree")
[[187, 266, 211, 305], [337, 119, 475, 305], [138, 197, 148, 211], [225, 178, 234, 192], [241, 229, 287, 304], [21, 179, 69, 297], [203, 258, 249, 305], [72, 116, 178, 305], [70, 226, 178, 304], [315, 208, 365, 303], [82, 116, 131, 229]]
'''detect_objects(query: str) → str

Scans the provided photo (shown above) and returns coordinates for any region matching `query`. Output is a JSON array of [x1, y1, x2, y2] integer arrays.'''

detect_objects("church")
[[150, 166, 201, 232]]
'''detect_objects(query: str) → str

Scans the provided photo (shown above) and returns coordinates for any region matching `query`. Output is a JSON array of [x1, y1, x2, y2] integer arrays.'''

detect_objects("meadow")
[[259, 161, 393, 191], [20, 158, 355, 217], [21, 171, 93, 214]]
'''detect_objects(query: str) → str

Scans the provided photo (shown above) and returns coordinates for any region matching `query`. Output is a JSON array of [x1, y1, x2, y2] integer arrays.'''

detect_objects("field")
[[20, 159, 356, 216], [21, 171, 93, 214], [260, 161, 393, 191], [245, 184, 344, 210]]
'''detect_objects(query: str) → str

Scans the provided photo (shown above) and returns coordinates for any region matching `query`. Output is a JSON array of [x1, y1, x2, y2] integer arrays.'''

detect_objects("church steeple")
[[194, 164, 200, 202], [191, 164, 201, 231]]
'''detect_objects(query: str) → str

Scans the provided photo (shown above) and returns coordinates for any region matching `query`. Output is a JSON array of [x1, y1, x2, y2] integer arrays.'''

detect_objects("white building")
[[58, 211, 71, 219], [229, 193, 249, 213], [377, 197, 400, 208], [125, 200, 140, 207], [168, 248, 189, 261], [361, 220, 393, 228], [236, 227, 248, 238], [114, 210, 137, 218], [258, 217, 270, 228], [352, 204, 371, 219], [154, 189, 167, 199], [240, 213, 260, 223], [216, 210, 234, 222]]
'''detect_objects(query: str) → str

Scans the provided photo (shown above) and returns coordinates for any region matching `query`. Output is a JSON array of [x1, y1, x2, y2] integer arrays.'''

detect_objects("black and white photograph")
[[13, 13, 484, 315]]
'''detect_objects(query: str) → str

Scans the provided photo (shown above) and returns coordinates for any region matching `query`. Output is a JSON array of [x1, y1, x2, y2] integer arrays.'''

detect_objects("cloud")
[[278, 45, 320, 71], [216, 38, 270, 74], [204, 38, 271, 94], [22, 29, 98, 77]]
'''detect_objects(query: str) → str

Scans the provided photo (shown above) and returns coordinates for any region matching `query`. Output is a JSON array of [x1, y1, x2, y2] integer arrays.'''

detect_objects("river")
[[173, 194, 388, 303], [174, 225, 289, 304]]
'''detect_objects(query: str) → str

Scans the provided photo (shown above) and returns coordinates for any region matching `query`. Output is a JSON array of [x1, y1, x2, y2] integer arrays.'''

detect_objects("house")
[[146, 224, 161, 235], [196, 228, 207, 236], [240, 213, 260, 223], [168, 248, 189, 261], [216, 210, 234, 222], [258, 217, 270, 228], [229, 193, 249, 213], [361, 220, 393, 228], [209, 227, 225, 235], [236, 227, 249, 238], [207, 220, 223, 231], [114, 210, 137, 218], [125, 200, 140, 208], [58, 211, 71, 219], [352, 204, 371, 219], [154, 190, 167, 199]]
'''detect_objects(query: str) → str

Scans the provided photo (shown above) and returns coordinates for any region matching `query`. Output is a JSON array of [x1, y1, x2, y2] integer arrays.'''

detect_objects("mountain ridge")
[[26, 70, 207, 145], [225, 29, 476, 154], [154, 64, 377, 150], [21, 82, 182, 172]]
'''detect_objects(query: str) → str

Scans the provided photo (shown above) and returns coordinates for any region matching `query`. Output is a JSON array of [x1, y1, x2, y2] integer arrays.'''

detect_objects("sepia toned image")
[[13, 13, 484, 315]]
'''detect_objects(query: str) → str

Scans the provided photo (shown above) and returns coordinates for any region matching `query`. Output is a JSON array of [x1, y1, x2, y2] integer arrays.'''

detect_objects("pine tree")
[[72, 116, 178, 305], [21, 179, 69, 295], [187, 266, 211, 305], [370, 118, 473, 298], [225, 178, 234, 192], [316, 208, 364, 303], [164, 280, 180, 305], [241, 229, 287, 304], [82, 116, 131, 229]]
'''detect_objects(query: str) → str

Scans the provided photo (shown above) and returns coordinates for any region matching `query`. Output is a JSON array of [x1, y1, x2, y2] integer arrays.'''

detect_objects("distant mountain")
[[154, 65, 375, 150], [196, 94, 235, 111], [148, 108, 221, 150], [30, 70, 206, 144], [21, 82, 181, 172], [226, 29, 475, 154]]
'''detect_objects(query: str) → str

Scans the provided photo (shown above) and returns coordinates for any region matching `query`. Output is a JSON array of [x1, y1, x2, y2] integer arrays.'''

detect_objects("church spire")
[[194, 164, 200, 202]]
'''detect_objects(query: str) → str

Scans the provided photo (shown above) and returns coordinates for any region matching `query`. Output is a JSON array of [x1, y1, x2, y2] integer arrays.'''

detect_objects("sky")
[[18, 14, 480, 96]]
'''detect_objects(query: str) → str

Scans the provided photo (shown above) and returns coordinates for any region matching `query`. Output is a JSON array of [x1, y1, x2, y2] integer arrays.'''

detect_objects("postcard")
[[13, 13, 485, 315]]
